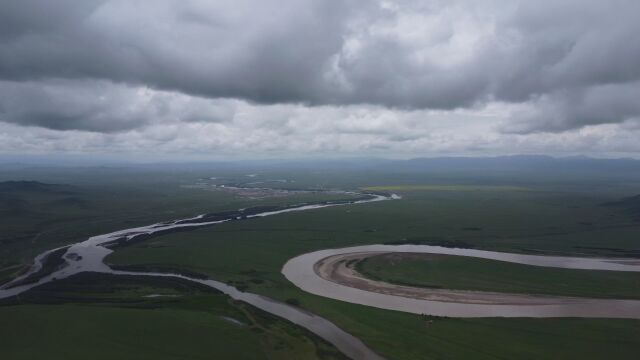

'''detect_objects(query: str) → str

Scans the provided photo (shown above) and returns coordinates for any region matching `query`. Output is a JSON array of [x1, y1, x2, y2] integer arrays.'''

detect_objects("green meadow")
[[0, 273, 346, 360], [0, 178, 357, 285], [104, 186, 640, 359], [355, 253, 640, 299], [3, 166, 640, 359], [364, 184, 532, 192]]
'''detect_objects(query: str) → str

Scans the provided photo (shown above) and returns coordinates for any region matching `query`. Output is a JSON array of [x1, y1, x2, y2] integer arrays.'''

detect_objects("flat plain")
[[2, 164, 640, 359]]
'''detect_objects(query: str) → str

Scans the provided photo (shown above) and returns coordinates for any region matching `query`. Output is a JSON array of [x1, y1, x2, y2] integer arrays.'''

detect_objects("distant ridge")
[[400, 155, 640, 174], [0, 181, 64, 192]]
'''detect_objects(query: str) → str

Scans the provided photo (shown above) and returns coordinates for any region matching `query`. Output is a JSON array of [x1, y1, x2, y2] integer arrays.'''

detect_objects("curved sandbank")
[[282, 245, 640, 319]]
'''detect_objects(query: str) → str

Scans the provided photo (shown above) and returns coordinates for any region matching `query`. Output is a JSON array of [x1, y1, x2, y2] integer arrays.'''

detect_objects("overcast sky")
[[1, 0, 639, 161]]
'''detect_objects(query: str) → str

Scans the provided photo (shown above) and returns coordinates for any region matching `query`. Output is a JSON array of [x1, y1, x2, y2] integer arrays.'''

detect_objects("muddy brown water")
[[282, 245, 640, 319]]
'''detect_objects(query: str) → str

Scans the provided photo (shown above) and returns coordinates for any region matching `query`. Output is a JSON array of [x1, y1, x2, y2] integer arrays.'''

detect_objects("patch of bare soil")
[[314, 252, 587, 305]]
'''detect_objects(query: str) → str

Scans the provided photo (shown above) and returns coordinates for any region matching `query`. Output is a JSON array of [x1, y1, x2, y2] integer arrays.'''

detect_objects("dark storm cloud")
[[0, 0, 353, 103], [503, 82, 640, 133], [0, 80, 145, 132], [0, 80, 234, 132], [0, 0, 639, 133], [0, 0, 104, 40]]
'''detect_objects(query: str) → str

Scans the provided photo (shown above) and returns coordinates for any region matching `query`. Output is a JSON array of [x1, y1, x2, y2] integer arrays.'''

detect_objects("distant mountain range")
[[0, 180, 66, 192], [1, 155, 639, 184]]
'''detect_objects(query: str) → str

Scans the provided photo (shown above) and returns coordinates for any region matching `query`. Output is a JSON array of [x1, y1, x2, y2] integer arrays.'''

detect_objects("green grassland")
[[0, 273, 346, 360], [0, 179, 359, 284], [281, 300, 640, 360], [105, 187, 640, 359], [4, 169, 640, 360], [110, 189, 640, 265], [364, 184, 532, 192], [355, 253, 640, 299], [1, 304, 269, 360]]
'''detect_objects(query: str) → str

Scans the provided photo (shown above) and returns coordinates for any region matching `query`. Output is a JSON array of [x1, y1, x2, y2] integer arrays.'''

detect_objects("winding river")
[[282, 245, 640, 319], [2, 190, 640, 360], [0, 193, 392, 360]]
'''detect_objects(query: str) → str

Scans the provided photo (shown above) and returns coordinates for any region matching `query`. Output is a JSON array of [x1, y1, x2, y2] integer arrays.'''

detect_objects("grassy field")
[[0, 179, 359, 284], [105, 187, 640, 359], [355, 253, 640, 299], [281, 300, 640, 360], [4, 169, 640, 360], [0, 273, 346, 360], [110, 189, 640, 264], [0, 304, 276, 360], [364, 184, 532, 192]]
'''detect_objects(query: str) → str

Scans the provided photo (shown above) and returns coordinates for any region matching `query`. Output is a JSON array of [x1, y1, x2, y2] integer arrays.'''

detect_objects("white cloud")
[[2, 98, 640, 159], [1, 0, 639, 159]]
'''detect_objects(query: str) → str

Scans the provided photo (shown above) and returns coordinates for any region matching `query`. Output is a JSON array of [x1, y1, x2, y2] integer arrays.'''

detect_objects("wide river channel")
[[283, 245, 640, 319]]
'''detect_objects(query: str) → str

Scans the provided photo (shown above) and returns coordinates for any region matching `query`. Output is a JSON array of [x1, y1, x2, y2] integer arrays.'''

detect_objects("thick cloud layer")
[[0, 0, 352, 104], [0, 80, 234, 132], [0, 0, 639, 156]]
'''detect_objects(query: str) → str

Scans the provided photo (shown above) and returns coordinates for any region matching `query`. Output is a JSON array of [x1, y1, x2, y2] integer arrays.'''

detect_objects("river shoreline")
[[283, 245, 640, 319], [0, 190, 392, 360]]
